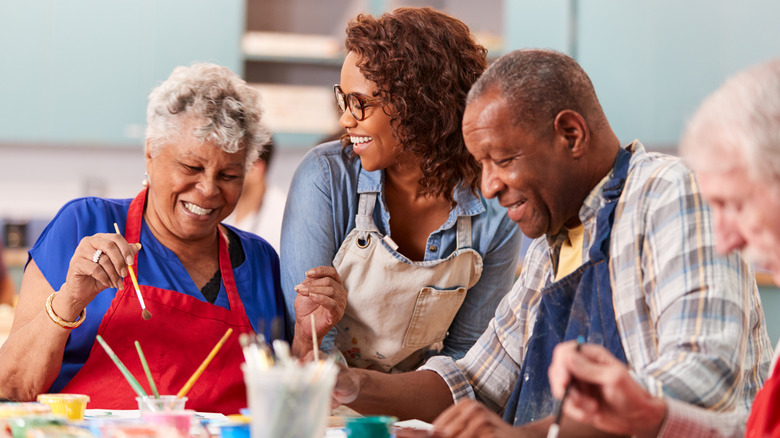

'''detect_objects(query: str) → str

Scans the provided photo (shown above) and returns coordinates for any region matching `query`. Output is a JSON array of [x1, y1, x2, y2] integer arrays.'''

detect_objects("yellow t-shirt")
[[555, 224, 585, 281]]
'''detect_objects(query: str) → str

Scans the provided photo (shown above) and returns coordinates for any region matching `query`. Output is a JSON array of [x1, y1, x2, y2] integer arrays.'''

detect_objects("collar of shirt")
[[546, 140, 645, 273], [355, 164, 485, 234]]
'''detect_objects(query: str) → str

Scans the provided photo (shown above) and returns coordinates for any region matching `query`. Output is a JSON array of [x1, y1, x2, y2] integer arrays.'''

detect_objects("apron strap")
[[356, 192, 380, 233], [588, 147, 632, 263], [456, 216, 472, 250]]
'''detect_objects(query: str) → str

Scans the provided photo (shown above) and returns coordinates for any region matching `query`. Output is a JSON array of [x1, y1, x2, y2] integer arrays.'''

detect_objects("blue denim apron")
[[502, 147, 631, 425]]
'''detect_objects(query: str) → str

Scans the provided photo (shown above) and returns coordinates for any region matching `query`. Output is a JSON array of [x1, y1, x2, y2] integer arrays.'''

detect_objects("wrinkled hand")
[[432, 400, 519, 438], [548, 341, 667, 438], [293, 266, 348, 345], [60, 233, 141, 311]]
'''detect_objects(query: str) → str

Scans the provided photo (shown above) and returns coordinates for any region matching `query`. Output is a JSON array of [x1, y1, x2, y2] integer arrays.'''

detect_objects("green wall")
[[0, 0, 244, 147]]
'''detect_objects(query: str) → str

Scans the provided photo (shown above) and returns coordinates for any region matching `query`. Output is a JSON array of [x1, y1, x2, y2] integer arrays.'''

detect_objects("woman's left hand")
[[291, 266, 347, 356]]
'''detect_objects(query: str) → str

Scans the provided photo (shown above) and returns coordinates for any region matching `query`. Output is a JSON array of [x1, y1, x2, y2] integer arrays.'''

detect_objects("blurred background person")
[[0, 63, 286, 414], [224, 137, 286, 253], [282, 7, 522, 369], [548, 57, 780, 438]]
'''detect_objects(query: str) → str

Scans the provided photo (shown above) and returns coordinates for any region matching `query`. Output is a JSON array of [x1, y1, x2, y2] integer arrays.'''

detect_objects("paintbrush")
[[113, 223, 151, 320], [311, 313, 319, 362], [547, 335, 585, 438], [177, 328, 233, 398], [135, 340, 160, 399], [96, 335, 148, 398]]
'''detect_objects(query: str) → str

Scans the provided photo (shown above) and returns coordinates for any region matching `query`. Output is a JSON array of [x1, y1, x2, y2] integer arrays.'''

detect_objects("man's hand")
[[432, 400, 520, 438], [548, 341, 667, 438]]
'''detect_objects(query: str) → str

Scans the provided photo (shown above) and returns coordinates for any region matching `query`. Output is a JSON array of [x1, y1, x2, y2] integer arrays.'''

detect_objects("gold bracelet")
[[45, 292, 86, 329]]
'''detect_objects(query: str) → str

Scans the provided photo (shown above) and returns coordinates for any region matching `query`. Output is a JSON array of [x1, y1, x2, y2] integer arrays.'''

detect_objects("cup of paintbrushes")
[[243, 358, 338, 438]]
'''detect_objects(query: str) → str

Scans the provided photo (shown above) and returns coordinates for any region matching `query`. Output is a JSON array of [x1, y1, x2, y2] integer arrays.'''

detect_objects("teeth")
[[350, 136, 373, 144], [508, 201, 525, 212], [184, 202, 213, 216]]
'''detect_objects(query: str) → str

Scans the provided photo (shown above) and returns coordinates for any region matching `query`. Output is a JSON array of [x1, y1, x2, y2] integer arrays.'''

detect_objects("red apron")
[[747, 361, 780, 438], [62, 189, 253, 414]]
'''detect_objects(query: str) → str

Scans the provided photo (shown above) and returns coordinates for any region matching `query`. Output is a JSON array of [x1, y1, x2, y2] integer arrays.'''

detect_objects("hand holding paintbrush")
[[113, 223, 152, 320], [548, 336, 585, 438]]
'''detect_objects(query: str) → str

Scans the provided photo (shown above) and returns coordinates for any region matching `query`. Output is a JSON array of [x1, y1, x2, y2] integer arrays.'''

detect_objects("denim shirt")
[[280, 141, 523, 360]]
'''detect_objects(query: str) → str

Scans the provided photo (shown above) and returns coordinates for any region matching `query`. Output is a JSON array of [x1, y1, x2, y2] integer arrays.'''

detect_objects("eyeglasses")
[[333, 84, 374, 121]]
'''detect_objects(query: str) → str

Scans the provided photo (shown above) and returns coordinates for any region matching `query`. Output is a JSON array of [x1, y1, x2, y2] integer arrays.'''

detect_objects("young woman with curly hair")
[[281, 7, 522, 372]]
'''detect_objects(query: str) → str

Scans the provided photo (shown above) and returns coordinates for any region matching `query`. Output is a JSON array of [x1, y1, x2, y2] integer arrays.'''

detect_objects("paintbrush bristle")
[[142, 309, 152, 320]]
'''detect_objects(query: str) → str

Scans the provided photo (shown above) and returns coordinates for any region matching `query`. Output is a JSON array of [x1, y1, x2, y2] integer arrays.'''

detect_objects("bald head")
[[467, 49, 609, 139]]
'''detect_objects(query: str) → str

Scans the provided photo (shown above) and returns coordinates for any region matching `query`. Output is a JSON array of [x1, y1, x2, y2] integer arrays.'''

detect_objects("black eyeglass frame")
[[333, 84, 374, 121]]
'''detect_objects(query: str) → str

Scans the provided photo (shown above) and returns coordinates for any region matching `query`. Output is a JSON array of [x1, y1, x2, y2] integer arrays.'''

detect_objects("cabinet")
[[243, 0, 505, 150]]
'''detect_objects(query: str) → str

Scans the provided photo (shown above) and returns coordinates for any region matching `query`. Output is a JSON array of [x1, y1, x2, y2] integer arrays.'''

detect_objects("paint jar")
[[25, 424, 95, 438], [7, 415, 67, 438], [136, 396, 187, 413], [140, 410, 194, 437], [344, 416, 397, 438], [219, 423, 250, 438], [0, 402, 51, 418], [36, 394, 90, 421], [99, 422, 165, 438]]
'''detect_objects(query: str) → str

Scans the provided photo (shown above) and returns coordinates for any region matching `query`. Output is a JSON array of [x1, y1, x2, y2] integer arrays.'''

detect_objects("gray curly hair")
[[146, 63, 270, 169]]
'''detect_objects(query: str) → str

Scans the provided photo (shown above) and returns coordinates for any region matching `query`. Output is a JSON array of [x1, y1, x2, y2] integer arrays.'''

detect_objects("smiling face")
[[145, 119, 246, 245], [463, 90, 584, 239], [337, 51, 402, 172], [696, 148, 780, 283]]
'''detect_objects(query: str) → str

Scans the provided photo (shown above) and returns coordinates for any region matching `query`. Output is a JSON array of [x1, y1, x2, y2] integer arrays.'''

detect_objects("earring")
[[142, 172, 150, 187]]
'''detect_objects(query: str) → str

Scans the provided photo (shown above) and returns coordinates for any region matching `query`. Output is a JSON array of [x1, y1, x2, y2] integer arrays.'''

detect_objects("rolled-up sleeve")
[[658, 398, 747, 438]]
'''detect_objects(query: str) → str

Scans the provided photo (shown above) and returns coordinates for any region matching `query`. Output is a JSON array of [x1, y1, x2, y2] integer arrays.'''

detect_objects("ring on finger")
[[92, 249, 103, 263]]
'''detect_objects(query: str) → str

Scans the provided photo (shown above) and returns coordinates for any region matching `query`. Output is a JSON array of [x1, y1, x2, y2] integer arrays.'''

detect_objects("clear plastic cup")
[[243, 361, 337, 438], [99, 422, 167, 438], [141, 409, 194, 437], [36, 393, 90, 421], [136, 395, 187, 413]]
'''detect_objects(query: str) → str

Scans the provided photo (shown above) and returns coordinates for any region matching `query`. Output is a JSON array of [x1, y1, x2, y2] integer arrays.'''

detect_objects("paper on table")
[[394, 419, 434, 431]]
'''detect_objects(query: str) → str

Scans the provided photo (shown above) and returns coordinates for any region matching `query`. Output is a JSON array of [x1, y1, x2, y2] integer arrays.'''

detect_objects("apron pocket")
[[402, 286, 467, 349]]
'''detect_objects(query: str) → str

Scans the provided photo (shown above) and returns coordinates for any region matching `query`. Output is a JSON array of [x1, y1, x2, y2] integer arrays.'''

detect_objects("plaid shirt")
[[421, 141, 772, 418]]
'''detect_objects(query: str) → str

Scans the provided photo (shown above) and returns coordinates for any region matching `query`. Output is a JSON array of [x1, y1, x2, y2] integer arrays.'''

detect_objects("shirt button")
[[429, 245, 438, 252]]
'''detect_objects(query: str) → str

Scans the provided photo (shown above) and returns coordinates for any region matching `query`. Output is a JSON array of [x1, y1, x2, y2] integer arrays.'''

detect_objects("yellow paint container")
[[36, 394, 90, 421]]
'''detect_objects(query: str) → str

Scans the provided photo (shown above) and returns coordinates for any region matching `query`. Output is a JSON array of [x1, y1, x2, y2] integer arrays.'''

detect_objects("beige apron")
[[333, 192, 483, 372]]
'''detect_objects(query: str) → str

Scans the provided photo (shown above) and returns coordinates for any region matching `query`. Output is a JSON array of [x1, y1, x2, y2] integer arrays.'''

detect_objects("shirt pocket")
[[402, 286, 468, 349]]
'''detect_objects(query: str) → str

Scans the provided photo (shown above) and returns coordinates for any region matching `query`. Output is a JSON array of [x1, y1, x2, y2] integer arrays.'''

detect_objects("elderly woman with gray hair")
[[0, 63, 288, 414]]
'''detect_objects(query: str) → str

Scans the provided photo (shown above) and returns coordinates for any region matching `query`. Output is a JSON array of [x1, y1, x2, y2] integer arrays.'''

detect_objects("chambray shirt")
[[280, 141, 523, 360], [421, 141, 773, 416]]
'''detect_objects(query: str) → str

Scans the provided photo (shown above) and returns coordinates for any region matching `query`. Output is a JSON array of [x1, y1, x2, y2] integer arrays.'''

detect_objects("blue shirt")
[[280, 141, 523, 360], [29, 196, 286, 391]]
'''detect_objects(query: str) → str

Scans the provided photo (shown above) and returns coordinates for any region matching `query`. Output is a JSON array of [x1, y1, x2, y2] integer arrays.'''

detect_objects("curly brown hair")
[[344, 7, 487, 205]]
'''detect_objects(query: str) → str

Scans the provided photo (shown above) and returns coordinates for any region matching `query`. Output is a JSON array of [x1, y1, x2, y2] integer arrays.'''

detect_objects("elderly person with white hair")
[[547, 58, 780, 438], [0, 63, 290, 414]]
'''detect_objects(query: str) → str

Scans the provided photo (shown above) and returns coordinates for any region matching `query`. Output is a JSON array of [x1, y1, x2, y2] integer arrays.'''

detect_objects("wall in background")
[[506, 0, 780, 149], [0, 0, 244, 147]]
